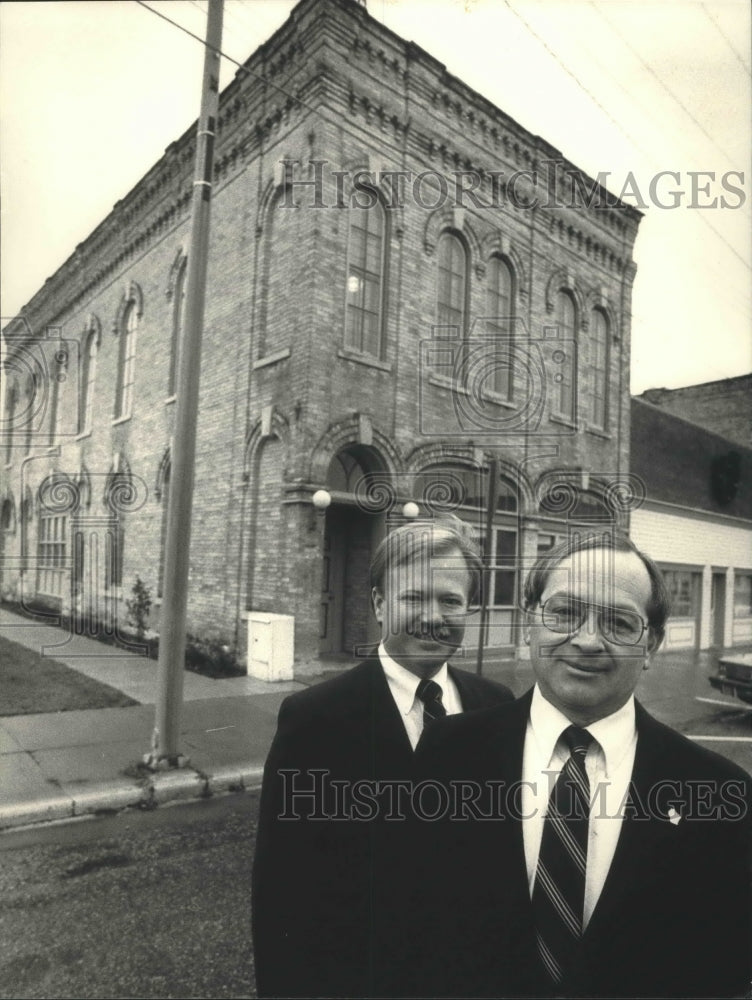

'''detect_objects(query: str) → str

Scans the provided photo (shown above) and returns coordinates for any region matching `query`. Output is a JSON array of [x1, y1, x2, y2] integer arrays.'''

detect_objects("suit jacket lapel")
[[487, 690, 534, 911], [582, 701, 680, 939], [448, 663, 485, 710]]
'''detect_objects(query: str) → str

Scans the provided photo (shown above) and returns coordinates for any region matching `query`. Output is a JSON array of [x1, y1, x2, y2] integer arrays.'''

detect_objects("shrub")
[[126, 576, 152, 640]]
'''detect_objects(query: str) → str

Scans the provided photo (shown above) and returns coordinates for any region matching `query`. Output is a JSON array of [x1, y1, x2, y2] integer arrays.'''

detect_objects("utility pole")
[[146, 0, 224, 768], [476, 458, 499, 676]]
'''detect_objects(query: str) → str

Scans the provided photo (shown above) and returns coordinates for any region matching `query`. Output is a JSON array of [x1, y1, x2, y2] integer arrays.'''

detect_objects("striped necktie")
[[532, 725, 594, 989], [416, 678, 447, 727]]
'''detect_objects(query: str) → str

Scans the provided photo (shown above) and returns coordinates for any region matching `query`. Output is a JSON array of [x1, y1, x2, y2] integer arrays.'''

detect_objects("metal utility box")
[[246, 612, 294, 681]]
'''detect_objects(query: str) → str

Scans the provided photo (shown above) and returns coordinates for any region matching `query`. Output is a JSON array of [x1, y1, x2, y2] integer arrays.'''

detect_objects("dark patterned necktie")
[[532, 725, 594, 988], [416, 678, 447, 727]]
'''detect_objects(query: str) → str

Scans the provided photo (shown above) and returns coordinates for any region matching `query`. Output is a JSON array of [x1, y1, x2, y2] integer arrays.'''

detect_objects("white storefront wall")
[[631, 505, 752, 649]]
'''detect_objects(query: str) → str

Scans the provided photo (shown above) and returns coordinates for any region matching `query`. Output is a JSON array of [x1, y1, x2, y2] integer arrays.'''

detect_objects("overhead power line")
[[701, 3, 752, 75], [503, 0, 751, 275], [140, 0, 751, 279], [135, 0, 320, 118], [590, 0, 738, 165]]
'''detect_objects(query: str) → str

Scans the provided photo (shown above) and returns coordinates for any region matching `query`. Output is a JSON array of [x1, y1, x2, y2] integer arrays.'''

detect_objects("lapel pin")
[[668, 807, 682, 826]]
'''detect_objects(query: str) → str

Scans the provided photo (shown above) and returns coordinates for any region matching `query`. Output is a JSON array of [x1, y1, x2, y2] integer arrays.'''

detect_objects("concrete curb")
[[0, 764, 265, 832]]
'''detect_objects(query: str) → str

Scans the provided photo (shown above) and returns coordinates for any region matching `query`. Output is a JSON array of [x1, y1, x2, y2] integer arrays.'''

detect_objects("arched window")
[[418, 462, 518, 612], [79, 329, 99, 435], [345, 193, 386, 358], [23, 374, 34, 454], [168, 259, 187, 397], [486, 256, 515, 399], [0, 497, 13, 531], [3, 377, 18, 463], [554, 290, 577, 421], [590, 308, 609, 429], [115, 303, 138, 420], [47, 351, 67, 447], [437, 232, 467, 332], [20, 491, 32, 574]]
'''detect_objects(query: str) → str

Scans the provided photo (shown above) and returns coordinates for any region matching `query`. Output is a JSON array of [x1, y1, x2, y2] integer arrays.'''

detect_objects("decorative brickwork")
[[1, 0, 641, 671]]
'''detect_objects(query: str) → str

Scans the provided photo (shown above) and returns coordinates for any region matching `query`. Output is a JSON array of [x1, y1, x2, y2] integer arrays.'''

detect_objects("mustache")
[[408, 622, 463, 644]]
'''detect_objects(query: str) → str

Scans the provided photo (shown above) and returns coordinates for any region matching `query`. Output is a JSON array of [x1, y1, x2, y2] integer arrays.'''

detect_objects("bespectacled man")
[[414, 534, 752, 999]]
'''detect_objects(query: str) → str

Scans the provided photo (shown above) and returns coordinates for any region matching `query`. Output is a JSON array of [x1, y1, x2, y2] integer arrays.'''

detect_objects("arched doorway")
[[319, 446, 387, 658]]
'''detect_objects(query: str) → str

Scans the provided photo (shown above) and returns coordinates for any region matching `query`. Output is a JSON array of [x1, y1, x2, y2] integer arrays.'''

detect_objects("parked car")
[[709, 652, 752, 704]]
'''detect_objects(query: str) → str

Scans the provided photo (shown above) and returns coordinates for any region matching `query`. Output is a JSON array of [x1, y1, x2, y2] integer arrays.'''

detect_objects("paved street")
[[0, 793, 259, 1000], [1, 641, 750, 999]]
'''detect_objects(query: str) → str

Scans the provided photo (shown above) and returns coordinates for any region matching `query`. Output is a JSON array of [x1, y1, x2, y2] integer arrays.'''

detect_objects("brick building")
[[638, 374, 752, 449], [630, 397, 752, 650], [1, 0, 642, 672]]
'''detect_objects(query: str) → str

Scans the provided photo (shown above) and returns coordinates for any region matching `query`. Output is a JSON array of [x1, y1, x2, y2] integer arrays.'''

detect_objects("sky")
[[1, 0, 750, 395]]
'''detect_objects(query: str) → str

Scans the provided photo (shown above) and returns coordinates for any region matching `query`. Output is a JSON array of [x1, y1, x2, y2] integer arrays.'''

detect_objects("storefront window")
[[733, 575, 752, 617], [663, 569, 699, 618]]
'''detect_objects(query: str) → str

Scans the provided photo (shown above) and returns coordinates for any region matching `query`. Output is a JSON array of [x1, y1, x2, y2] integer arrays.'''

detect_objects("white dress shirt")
[[521, 684, 638, 927], [378, 642, 463, 750]]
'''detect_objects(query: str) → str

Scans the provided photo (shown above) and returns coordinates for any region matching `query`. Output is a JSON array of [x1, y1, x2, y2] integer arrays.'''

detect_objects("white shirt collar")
[[529, 684, 637, 777], [378, 642, 450, 717]]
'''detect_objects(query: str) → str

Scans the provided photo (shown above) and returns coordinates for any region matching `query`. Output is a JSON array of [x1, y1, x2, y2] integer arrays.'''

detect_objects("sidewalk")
[[0, 607, 308, 831], [3, 606, 749, 830]]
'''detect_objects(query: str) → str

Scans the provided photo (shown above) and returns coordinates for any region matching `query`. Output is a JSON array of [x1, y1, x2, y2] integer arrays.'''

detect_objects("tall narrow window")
[[168, 260, 187, 396], [554, 290, 577, 421], [345, 194, 385, 357], [105, 522, 124, 592], [47, 354, 65, 447], [79, 330, 98, 435], [4, 377, 17, 463], [20, 493, 32, 575], [486, 256, 515, 399], [436, 232, 467, 332], [590, 308, 609, 429], [115, 303, 138, 419], [37, 511, 67, 598], [24, 374, 34, 454]]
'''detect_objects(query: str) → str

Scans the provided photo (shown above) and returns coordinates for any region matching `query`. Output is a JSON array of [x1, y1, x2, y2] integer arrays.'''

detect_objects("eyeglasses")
[[540, 597, 648, 646]]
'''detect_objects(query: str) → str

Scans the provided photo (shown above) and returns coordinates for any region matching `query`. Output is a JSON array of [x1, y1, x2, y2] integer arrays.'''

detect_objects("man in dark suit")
[[415, 534, 752, 998], [252, 517, 513, 998]]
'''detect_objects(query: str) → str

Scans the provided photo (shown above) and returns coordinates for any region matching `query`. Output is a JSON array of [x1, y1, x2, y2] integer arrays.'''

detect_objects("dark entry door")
[[319, 505, 382, 657], [320, 511, 346, 654], [711, 572, 726, 647]]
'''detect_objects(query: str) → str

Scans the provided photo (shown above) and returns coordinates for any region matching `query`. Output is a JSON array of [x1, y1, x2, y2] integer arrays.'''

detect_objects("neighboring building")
[[638, 375, 752, 449], [0, 0, 641, 672], [630, 396, 752, 650]]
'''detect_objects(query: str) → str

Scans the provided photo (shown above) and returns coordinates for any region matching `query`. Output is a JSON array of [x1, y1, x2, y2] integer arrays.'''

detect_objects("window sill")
[[111, 415, 132, 427], [337, 349, 392, 372], [549, 413, 577, 430], [585, 424, 611, 439], [427, 373, 515, 408], [481, 390, 516, 409], [428, 372, 470, 396], [164, 395, 176, 406], [253, 347, 291, 370]]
